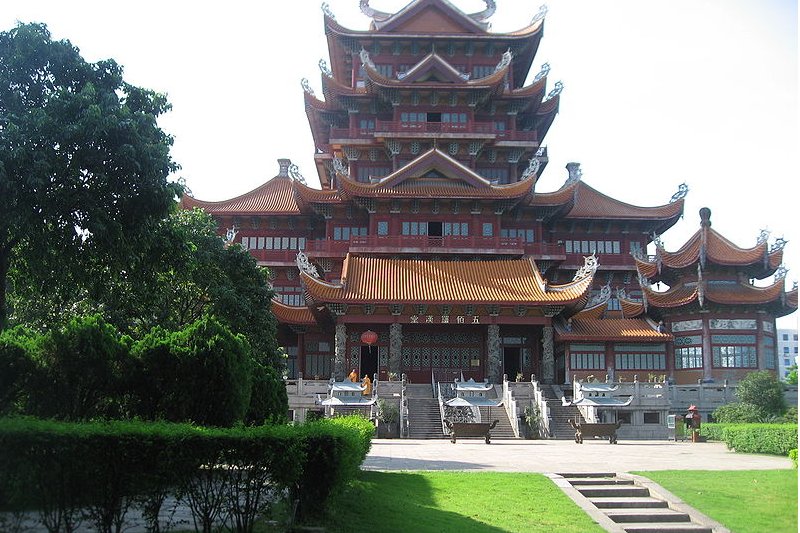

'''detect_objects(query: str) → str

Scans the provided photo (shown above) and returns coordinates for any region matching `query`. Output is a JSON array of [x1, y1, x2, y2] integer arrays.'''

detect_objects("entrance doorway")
[[503, 347, 521, 381], [361, 345, 378, 381]]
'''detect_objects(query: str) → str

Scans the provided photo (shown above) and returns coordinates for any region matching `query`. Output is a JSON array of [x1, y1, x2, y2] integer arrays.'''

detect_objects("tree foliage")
[[786, 365, 798, 385], [735, 370, 787, 417], [0, 22, 180, 330], [132, 315, 254, 427], [25, 314, 133, 420]]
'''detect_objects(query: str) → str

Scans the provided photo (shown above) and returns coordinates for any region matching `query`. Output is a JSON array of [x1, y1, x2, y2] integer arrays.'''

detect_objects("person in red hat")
[[685, 405, 701, 440]]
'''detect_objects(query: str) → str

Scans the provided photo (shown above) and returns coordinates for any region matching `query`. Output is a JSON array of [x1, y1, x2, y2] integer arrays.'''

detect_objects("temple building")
[[180, 0, 796, 389]]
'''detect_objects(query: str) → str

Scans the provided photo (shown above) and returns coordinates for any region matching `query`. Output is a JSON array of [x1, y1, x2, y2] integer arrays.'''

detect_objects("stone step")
[[577, 486, 651, 498], [606, 508, 692, 523], [590, 497, 669, 509], [557, 472, 616, 478], [620, 524, 712, 533], [566, 478, 635, 486]]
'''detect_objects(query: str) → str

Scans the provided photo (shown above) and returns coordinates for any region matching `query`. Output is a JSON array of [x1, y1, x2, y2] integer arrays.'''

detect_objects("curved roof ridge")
[[180, 172, 301, 215], [567, 181, 685, 220]]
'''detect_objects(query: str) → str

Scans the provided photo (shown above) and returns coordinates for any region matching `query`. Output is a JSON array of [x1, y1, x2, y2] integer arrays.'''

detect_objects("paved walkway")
[[363, 438, 793, 472]]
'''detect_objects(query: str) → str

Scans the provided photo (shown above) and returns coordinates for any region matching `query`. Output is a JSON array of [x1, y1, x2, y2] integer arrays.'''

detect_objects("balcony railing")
[[247, 238, 567, 262], [349, 234, 524, 254], [330, 121, 538, 142]]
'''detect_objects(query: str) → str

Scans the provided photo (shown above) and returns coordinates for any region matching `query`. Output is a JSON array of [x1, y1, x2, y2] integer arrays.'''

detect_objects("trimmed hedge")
[[0, 415, 373, 531], [701, 423, 798, 456]]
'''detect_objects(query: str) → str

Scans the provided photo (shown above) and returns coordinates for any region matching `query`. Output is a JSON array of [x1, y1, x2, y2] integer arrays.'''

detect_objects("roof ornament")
[[573, 253, 598, 281], [494, 48, 513, 73], [651, 232, 663, 249], [332, 156, 350, 177], [359, 48, 376, 70], [520, 154, 542, 181], [697, 264, 705, 307], [532, 4, 548, 24], [565, 162, 582, 185], [533, 63, 551, 83], [301, 78, 316, 97], [545, 81, 563, 101], [319, 59, 332, 78], [638, 273, 650, 289], [757, 228, 770, 245], [669, 183, 689, 203], [468, 0, 496, 22], [225, 225, 238, 245], [321, 2, 336, 21], [296, 250, 320, 279], [793, 280, 798, 291], [774, 265, 789, 281], [587, 283, 612, 308], [359, 0, 392, 21], [616, 287, 627, 301], [770, 237, 787, 253], [288, 163, 307, 185]]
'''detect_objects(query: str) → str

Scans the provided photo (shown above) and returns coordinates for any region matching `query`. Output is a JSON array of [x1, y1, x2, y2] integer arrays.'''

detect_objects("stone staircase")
[[404, 383, 517, 439], [542, 385, 585, 440], [407, 397, 447, 439], [559, 472, 715, 532], [478, 405, 516, 438]]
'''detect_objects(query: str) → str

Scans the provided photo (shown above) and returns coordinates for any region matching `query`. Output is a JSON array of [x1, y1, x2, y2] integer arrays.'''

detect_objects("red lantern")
[[361, 330, 378, 346]]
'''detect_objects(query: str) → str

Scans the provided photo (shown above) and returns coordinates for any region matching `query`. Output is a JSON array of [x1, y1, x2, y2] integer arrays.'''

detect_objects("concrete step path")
[[550, 472, 730, 533]]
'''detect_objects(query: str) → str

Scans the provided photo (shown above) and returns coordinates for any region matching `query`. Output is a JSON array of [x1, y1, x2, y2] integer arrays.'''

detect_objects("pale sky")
[[3, 0, 798, 327]]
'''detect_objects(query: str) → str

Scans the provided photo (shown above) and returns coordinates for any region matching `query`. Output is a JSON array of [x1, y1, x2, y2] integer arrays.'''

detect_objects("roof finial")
[[699, 207, 712, 228], [278, 159, 292, 177], [565, 162, 582, 184]]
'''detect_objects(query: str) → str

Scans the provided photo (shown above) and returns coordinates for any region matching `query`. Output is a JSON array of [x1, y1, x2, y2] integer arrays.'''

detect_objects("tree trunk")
[[0, 243, 11, 331]]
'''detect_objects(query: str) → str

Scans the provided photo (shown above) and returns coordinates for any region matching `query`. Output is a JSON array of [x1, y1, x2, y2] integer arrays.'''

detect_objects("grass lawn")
[[634, 470, 797, 533], [323, 470, 605, 533]]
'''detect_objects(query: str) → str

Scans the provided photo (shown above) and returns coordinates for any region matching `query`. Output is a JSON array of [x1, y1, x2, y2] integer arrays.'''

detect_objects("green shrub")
[[27, 314, 133, 420], [0, 416, 371, 531], [0, 327, 38, 415], [132, 315, 253, 427], [790, 449, 798, 468], [712, 402, 764, 423], [702, 423, 798, 456], [245, 362, 288, 425], [294, 416, 374, 521]]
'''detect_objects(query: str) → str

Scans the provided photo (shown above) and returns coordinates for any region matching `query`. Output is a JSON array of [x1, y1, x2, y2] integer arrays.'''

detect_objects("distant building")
[[777, 329, 799, 380]]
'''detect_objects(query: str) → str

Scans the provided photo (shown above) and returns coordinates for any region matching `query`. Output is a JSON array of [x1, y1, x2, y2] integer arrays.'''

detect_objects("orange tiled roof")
[[529, 180, 578, 207], [634, 256, 660, 279], [641, 284, 699, 309], [566, 182, 685, 221], [271, 300, 317, 325], [555, 318, 672, 342], [294, 181, 342, 204], [619, 297, 645, 318], [787, 287, 798, 310], [574, 300, 607, 319], [301, 255, 593, 305], [180, 174, 301, 215], [656, 227, 781, 271], [641, 280, 790, 308], [363, 52, 508, 90], [337, 148, 535, 200]]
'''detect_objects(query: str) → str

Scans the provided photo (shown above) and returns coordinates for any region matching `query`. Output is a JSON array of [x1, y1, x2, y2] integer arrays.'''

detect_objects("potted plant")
[[520, 405, 541, 439], [376, 398, 400, 438]]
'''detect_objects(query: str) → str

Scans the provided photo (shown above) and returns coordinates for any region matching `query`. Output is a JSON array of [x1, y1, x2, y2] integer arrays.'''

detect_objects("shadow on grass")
[[324, 471, 507, 533]]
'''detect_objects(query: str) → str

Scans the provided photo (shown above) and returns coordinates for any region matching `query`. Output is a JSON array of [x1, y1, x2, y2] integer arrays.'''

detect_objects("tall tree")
[[0, 22, 180, 330]]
